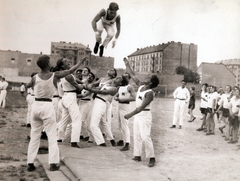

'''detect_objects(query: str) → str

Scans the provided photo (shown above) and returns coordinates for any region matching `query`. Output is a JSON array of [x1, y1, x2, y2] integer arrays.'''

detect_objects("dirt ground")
[[1, 91, 240, 181]]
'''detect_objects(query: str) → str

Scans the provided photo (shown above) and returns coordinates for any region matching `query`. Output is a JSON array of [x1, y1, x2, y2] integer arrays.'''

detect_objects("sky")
[[0, 0, 240, 68]]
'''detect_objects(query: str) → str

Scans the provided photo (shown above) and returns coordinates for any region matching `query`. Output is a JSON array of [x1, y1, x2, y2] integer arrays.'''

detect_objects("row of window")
[[11, 58, 32, 64], [129, 53, 162, 61]]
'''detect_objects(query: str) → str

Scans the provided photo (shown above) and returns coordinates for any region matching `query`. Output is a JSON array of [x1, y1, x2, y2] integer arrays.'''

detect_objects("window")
[[11, 58, 15, 63], [26, 59, 32, 65]]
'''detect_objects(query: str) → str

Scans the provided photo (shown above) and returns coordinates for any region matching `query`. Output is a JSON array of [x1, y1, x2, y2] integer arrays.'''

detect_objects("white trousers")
[[0, 90, 7, 108], [172, 99, 186, 126], [26, 94, 35, 124], [52, 97, 60, 122], [96, 20, 115, 48], [90, 98, 114, 145], [78, 99, 92, 138], [27, 101, 59, 164], [133, 111, 155, 158], [118, 103, 130, 143], [58, 93, 82, 143]]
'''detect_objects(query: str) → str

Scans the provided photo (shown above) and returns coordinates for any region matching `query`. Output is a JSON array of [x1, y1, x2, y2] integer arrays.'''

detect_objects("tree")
[[175, 66, 200, 83]]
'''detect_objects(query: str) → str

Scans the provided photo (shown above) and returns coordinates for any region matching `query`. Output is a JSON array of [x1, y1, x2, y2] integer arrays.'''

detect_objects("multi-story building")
[[128, 41, 197, 74], [216, 59, 240, 86]]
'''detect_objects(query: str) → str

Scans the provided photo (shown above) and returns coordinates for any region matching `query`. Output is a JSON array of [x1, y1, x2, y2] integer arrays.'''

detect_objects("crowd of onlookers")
[[194, 83, 240, 144]]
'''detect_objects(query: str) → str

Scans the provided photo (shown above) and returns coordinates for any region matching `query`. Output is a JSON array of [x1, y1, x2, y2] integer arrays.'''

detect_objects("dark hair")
[[37, 55, 50, 69], [2, 77, 5, 81], [52, 58, 64, 72], [109, 2, 119, 11], [191, 87, 195, 91], [121, 75, 129, 86], [113, 69, 117, 78], [202, 83, 208, 87], [150, 75, 159, 89]]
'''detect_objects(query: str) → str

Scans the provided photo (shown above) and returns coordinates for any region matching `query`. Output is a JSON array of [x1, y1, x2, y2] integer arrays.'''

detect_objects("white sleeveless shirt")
[[61, 75, 76, 92], [34, 73, 55, 99], [118, 85, 130, 100], [136, 85, 153, 109], [101, 9, 119, 26]]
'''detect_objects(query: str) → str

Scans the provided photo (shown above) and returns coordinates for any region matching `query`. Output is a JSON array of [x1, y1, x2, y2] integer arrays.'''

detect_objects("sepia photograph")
[[0, 0, 240, 180]]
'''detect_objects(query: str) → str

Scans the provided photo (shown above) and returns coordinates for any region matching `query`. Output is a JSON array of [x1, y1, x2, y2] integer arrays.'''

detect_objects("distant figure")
[[188, 87, 196, 122], [92, 2, 121, 57], [20, 83, 26, 97], [0, 77, 9, 108], [170, 80, 190, 129]]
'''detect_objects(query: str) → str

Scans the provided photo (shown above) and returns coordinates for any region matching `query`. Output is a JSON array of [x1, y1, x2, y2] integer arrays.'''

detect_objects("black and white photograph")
[[0, 0, 240, 180]]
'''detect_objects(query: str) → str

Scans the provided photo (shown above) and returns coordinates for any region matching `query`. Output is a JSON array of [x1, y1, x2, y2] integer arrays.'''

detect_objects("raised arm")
[[123, 58, 142, 86], [54, 57, 87, 79]]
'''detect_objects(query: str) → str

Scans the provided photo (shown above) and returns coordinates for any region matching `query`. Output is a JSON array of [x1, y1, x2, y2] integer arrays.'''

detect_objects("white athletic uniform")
[[96, 9, 119, 48], [133, 85, 154, 158], [117, 85, 131, 143], [26, 87, 35, 125], [172, 86, 190, 126], [200, 91, 208, 109], [58, 75, 82, 143], [78, 88, 93, 138], [27, 73, 59, 164], [0, 81, 8, 108], [89, 85, 114, 145], [52, 85, 60, 121]]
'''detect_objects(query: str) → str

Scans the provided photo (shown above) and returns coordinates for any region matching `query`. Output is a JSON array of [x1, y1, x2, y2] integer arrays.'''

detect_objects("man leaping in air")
[[91, 2, 121, 57]]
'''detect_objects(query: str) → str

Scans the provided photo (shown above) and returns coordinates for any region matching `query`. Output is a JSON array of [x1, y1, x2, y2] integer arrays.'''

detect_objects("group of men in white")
[[25, 55, 159, 172], [195, 83, 240, 144]]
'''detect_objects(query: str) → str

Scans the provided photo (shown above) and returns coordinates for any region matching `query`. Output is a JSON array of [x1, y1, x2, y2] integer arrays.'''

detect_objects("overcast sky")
[[0, 0, 240, 68]]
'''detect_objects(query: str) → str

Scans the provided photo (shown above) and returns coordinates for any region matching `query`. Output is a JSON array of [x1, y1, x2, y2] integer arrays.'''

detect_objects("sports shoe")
[[120, 145, 129, 151], [148, 157, 156, 167], [94, 42, 99, 54], [117, 140, 124, 146], [170, 125, 176, 128], [71, 142, 80, 148], [40, 131, 48, 140], [82, 136, 89, 141], [99, 45, 104, 57], [110, 140, 116, 147], [50, 163, 59, 171], [99, 143, 107, 147], [132, 156, 142, 162], [179, 125, 182, 129], [228, 140, 238, 144], [27, 163, 36, 172]]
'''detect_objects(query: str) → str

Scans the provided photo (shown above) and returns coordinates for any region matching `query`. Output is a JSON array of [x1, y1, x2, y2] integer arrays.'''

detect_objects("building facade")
[[197, 62, 236, 88], [0, 41, 115, 83], [216, 59, 240, 86], [127, 41, 198, 74]]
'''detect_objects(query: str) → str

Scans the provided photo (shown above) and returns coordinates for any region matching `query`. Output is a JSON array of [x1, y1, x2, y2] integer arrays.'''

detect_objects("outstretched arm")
[[123, 57, 142, 86], [54, 57, 87, 79]]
